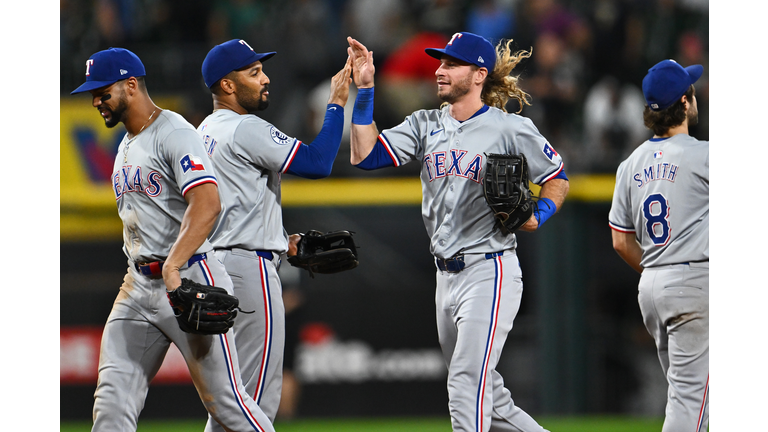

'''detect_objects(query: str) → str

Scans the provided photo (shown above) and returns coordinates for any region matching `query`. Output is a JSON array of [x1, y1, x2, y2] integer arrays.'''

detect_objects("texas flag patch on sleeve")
[[180, 154, 206, 173], [542, 142, 558, 160]]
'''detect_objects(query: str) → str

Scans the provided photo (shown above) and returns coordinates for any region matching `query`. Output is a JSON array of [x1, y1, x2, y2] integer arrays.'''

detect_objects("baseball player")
[[346, 33, 569, 432], [609, 59, 709, 432], [71, 48, 276, 432], [195, 39, 352, 430]]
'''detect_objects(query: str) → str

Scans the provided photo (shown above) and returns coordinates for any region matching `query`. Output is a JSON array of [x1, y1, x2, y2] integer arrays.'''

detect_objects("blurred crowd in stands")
[[61, 0, 708, 174]]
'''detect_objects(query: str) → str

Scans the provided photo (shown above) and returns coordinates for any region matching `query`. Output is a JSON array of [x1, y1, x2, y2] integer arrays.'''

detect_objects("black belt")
[[436, 251, 504, 273], [135, 253, 207, 278]]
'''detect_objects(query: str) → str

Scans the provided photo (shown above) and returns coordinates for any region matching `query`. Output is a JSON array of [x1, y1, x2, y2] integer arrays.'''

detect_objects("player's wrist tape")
[[352, 87, 374, 125], [534, 197, 556, 227]]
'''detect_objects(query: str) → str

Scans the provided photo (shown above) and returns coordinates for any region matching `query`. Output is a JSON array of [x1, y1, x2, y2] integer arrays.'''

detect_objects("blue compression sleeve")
[[534, 197, 556, 227], [286, 104, 344, 179], [355, 139, 396, 170], [352, 87, 374, 125], [352, 87, 394, 170]]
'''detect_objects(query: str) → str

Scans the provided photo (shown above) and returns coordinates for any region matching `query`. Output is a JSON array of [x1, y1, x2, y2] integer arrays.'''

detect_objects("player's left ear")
[[124, 77, 139, 96], [680, 94, 690, 110]]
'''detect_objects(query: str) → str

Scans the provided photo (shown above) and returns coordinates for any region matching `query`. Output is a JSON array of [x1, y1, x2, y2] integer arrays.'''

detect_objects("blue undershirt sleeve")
[[355, 140, 396, 170], [534, 169, 568, 227], [285, 104, 344, 179]]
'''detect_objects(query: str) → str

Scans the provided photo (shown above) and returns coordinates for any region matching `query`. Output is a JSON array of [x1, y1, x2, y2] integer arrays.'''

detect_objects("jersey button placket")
[[441, 179, 456, 247]]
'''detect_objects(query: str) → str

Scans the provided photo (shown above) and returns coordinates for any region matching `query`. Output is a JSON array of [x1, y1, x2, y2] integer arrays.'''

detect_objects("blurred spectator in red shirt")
[[378, 30, 449, 123]]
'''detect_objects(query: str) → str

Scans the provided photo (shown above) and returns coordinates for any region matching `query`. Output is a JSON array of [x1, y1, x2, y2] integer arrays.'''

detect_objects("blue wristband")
[[534, 197, 556, 227], [352, 87, 374, 125]]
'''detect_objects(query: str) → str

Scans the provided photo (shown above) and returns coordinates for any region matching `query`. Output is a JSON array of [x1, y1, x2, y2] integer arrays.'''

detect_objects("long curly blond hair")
[[482, 40, 532, 113]]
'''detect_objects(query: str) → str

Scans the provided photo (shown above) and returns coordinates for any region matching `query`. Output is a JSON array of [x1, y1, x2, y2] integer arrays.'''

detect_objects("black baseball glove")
[[483, 153, 535, 235], [287, 230, 359, 278], [166, 278, 242, 335]]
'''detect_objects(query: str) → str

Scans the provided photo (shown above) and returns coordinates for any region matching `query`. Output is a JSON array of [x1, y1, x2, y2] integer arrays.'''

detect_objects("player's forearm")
[[350, 122, 379, 164], [349, 85, 378, 164], [539, 178, 569, 211], [611, 230, 643, 273], [520, 178, 569, 232], [166, 184, 221, 272], [286, 105, 344, 179]]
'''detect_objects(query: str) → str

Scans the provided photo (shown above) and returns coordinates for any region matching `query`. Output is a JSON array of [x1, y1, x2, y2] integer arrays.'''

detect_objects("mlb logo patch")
[[180, 154, 206, 173], [196, 293, 206, 299], [543, 143, 558, 160], [653, 151, 663, 159]]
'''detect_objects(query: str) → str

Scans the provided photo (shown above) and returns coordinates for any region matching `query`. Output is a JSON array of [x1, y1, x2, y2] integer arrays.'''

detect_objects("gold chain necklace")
[[124, 107, 159, 163]]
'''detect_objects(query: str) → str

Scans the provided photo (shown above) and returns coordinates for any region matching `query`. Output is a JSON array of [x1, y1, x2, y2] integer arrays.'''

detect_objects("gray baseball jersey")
[[95, 109, 276, 432], [379, 105, 564, 258], [199, 109, 299, 254], [369, 104, 562, 432], [113, 110, 218, 262], [197, 109, 295, 427], [608, 134, 709, 267], [609, 134, 709, 432]]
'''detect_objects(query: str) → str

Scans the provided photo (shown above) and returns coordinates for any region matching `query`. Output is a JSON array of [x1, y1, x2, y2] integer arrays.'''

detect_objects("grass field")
[[61, 415, 665, 431]]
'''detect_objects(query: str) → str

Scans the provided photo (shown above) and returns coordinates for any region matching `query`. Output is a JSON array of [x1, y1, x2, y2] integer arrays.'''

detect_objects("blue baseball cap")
[[202, 39, 276, 88], [642, 59, 703, 111], [425, 32, 496, 71], [71, 47, 146, 95]]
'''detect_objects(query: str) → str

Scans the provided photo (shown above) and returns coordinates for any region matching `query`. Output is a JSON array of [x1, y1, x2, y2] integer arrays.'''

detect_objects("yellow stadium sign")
[[61, 96, 615, 240]]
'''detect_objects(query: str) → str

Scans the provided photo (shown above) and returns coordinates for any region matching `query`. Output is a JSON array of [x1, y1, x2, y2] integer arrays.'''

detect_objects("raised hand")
[[328, 55, 353, 106], [347, 36, 375, 89]]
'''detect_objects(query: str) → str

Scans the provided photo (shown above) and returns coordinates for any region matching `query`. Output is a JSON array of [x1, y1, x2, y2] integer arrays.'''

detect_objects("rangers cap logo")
[[71, 47, 146, 95], [425, 32, 497, 71]]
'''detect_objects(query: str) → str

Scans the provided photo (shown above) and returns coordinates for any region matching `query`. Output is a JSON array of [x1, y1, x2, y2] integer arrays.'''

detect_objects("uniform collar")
[[458, 104, 489, 123]]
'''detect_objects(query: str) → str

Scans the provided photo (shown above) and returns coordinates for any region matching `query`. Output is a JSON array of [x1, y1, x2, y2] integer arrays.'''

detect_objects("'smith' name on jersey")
[[112, 165, 163, 200], [633, 162, 679, 188], [423, 150, 483, 183]]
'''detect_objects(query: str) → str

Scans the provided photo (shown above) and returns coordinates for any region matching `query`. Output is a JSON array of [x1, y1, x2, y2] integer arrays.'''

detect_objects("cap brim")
[[224, 51, 277, 79], [686, 64, 704, 84], [70, 80, 119, 95], [256, 52, 276, 63], [235, 52, 277, 71], [425, 48, 472, 65], [425, 48, 447, 61], [205, 51, 278, 88]]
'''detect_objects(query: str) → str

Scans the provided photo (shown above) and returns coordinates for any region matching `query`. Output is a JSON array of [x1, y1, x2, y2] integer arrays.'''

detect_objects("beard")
[[437, 73, 473, 104], [103, 94, 128, 128], [687, 103, 699, 126], [238, 84, 270, 113]]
